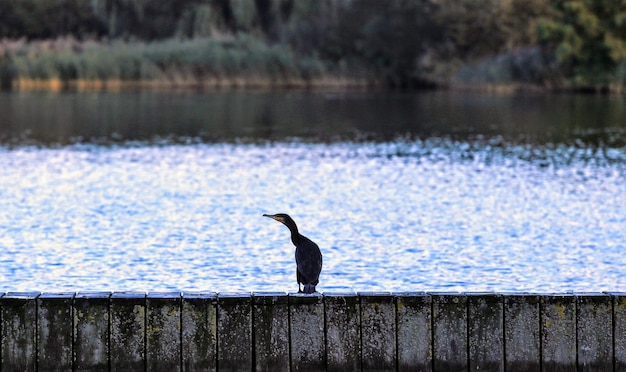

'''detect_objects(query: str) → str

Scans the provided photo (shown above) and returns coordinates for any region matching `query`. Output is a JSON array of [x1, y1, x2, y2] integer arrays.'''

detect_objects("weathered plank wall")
[[0, 292, 624, 371]]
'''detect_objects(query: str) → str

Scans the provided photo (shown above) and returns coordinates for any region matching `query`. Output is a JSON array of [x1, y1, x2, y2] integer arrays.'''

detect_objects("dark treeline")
[[1, 0, 625, 91]]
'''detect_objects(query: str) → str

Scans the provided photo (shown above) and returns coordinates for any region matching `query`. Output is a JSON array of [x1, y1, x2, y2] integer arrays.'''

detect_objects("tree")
[[537, 0, 626, 87], [323, 0, 442, 88]]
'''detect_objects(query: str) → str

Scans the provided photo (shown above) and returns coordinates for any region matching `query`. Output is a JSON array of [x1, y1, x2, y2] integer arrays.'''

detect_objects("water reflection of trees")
[[0, 92, 624, 161]]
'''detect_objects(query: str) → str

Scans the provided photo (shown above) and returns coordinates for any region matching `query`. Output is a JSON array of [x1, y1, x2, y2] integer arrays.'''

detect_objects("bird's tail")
[[303, 284, 316, 294]]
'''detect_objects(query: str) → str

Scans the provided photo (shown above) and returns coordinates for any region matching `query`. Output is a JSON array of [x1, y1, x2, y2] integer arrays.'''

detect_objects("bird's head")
[[263, 213, 299, 233], [262, 213, 292, 225]]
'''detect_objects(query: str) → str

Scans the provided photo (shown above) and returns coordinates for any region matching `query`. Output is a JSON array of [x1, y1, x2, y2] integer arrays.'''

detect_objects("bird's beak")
[[263, 214, 281, 222]]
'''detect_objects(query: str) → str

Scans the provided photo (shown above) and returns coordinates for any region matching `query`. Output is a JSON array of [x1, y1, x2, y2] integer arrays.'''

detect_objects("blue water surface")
[[0, 140, 624, 293]]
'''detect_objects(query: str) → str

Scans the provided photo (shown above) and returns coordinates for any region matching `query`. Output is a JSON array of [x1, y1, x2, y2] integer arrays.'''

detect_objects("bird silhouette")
[[263, 213, 323, 293]]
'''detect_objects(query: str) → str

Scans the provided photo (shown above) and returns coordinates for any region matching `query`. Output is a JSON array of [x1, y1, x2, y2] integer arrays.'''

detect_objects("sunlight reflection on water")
[[0, 140, 624, 293]]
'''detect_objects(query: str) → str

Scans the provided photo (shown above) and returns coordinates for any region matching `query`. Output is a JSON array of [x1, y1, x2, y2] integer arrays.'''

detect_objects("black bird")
[[263, 213, 323, 294]]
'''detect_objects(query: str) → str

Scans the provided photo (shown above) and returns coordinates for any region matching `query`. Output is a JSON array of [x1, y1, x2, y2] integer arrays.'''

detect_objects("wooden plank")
[[467, 293, 503, 371], [289, 292, 325, 371], [503, 294, 540, 371], [217, 292, 252, 371], [396, 292, 432, 371], [614, 292, 626, 370], [0, 291, 621, 371], [360, 292, 396, 371], [110, 292, 146, 371], [541, 294, 576, 371], [324, 292, 361, 372], [1, 292, 39, 371], [182, 292, 217, 371], [432, 293, 467, 370], [147, 292, 182, 371], [576, 293, 612, 371], [37, 292, 75, 371], [74, 292, 111, 371], [253, 292, 290, 371]]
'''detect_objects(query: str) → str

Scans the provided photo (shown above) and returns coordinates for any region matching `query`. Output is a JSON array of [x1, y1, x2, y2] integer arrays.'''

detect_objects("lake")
[[0, 90, 624, 293]]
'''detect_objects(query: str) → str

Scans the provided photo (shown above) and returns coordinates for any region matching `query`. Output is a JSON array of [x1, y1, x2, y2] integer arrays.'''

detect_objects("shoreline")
[[7, 76, 387, 93], [8, 78, 624, 95]]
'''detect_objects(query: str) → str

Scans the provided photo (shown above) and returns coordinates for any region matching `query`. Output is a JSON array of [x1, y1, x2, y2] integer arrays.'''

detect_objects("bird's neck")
[[289, 228, 300, 240], [286, 225, 302, 243], [284, 221, 298, 235]]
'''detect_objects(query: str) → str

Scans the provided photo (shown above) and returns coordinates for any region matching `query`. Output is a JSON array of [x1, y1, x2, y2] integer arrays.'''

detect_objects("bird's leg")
[[297, 270, 302, 293]]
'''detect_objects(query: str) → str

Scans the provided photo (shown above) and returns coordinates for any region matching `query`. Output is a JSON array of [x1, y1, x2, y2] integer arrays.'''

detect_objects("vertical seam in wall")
[[0, 295, 3, 369], [430, 296, 435, 372], [179, 293, 183, 372], [611, 294, 616, 372], [107, 294, 112, 372], [394, 295, 399, 372], [461, 293, 472, 371], [322, 294, 328, 371], [359, 294, 364, 371], [502, 296, 506, 372], [35, 293, 40, 372], [538, 297, 543, 372], [359, 295, 364, 371], [250, 294, 255, 372], [574, 295, 579, 370], [71, 294, 75, 372], [144, 295, 147, 372], [215, 297, 219, 372], [287, 294, 291, 372], [321, 294, 326, 370]]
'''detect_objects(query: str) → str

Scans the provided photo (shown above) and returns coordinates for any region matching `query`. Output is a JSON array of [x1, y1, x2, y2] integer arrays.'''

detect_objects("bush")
[[537, 0, 626, 87], [0, 35, 344, 87], [455, 47, 559, 85]]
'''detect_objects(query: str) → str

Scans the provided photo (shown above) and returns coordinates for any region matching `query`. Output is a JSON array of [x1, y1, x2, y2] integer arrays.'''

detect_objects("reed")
[[1, 36, 376, 91]]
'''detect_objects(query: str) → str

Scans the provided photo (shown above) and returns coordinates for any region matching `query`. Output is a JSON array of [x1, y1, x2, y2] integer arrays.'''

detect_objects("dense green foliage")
[[0, 36, 334, 88], [1, 0, 626, 90], [537, 0, 626, 88]]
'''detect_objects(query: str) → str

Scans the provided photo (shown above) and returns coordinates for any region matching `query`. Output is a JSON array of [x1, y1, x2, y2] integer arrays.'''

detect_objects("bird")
[[263, 213, 323, 294]]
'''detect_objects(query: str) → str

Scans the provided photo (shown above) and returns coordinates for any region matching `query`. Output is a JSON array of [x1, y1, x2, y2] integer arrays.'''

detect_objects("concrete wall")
[[0, 291, 624, 371]]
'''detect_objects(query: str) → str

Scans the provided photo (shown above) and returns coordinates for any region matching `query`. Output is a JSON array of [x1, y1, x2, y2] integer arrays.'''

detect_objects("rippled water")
[[1, 139, 624, 292]]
